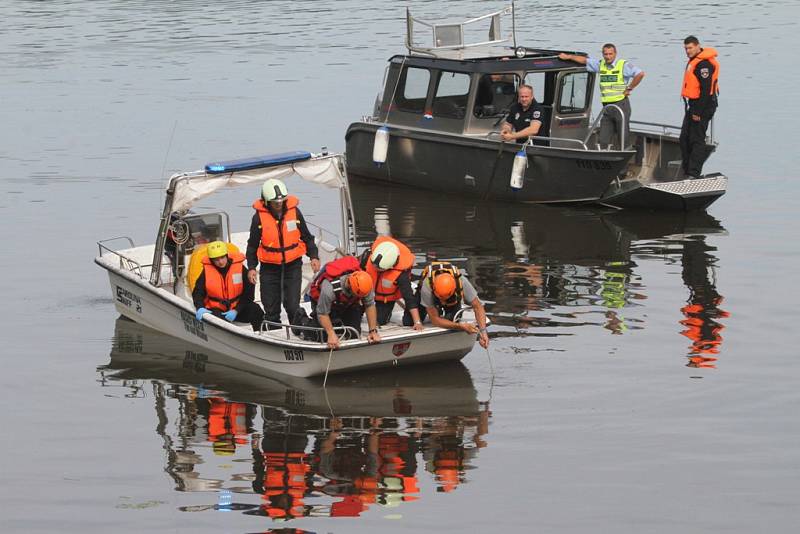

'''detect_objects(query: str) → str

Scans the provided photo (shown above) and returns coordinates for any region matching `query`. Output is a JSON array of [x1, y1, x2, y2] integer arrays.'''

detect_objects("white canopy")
[[170, 154, 346, 213]]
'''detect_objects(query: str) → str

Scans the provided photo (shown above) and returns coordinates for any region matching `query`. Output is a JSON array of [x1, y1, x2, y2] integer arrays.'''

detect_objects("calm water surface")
[[2, 1, 799, 532]]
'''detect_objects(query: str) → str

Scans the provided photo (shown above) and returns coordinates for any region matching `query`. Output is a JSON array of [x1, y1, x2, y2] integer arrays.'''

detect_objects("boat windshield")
[[473, 73, 519, 118]]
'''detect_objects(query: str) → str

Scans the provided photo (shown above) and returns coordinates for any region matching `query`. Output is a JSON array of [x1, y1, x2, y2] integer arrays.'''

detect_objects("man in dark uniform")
[[500, 84, 544, 144], [246, 178, 320, 329], [679, 35, 720, 178]]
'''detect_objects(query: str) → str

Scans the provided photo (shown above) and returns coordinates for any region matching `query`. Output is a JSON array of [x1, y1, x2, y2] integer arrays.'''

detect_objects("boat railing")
[[97, 237, 147, 279], [406, 4, 515, 57], [261, 320, 362, 342], [485, 131, 589, 150], [629, 119, 716, 145], [584, 103, 627, 149], [305, 221, 344, 254], [452, 306, 473, 322]]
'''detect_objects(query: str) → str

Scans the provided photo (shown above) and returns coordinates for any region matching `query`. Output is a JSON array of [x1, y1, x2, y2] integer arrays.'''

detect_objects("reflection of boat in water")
[[104, 317, 481, 417], [345, 4, 726, 210], [350, 180, 729, 361], [99, 317, 489, 518]]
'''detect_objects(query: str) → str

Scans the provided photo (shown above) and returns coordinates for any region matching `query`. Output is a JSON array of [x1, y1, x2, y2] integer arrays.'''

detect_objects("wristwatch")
[[369, 328, 378, 334]]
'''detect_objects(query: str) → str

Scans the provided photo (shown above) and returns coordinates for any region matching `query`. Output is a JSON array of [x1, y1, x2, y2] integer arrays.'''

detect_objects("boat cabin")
[[369, 5, 599, 148], [375, 53, 596, 147]]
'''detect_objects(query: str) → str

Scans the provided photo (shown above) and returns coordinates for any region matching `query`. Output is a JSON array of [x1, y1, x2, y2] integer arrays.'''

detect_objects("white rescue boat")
[[95, 151, 480, 378]]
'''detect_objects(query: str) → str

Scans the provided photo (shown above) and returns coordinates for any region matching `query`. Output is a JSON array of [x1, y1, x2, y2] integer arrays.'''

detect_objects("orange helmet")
[[348, 271, 373, 297], [432, 272, 457, 300]]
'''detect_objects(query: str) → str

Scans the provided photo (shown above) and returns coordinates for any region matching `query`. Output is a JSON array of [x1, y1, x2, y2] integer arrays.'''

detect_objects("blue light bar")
[[205, 151, 312, 174]]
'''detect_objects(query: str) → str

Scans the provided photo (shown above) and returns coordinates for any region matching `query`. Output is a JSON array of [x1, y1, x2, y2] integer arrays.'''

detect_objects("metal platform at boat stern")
[[646, 175, 727, 196]]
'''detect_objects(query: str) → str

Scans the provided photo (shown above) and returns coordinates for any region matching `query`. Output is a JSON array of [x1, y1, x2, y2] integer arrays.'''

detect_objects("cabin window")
[[473, 73, 519, 118], [431, 71, 471, 119], [395, 67, 431, 113], [523, 72, 546, 103], [558, 72, 590, 113]]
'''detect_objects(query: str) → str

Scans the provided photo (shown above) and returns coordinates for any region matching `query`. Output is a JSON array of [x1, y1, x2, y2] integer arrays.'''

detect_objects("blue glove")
[[223, 310, 238, 322], [195, 307, 210, 321]]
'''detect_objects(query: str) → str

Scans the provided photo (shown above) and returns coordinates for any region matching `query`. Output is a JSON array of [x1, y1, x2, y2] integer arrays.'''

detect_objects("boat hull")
[[98, 259, 475, 378], [345, 122, 634, 203]]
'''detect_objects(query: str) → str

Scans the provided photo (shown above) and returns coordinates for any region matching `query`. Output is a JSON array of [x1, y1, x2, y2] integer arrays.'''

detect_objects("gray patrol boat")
[[345, 3, 727, 210]]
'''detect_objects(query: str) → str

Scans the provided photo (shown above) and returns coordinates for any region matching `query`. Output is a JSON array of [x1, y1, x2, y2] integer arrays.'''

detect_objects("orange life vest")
[[261, 451, 310, 518], [681, 47, 720, 99], [308, 256, 363, 308], [202, 252, 246, 313], [207, 399, 248, 444], [364, 236, 415, 303], [253, 195, 306, 265]]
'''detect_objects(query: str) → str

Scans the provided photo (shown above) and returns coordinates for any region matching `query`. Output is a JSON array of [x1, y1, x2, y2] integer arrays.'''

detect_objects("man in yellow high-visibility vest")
[[560, 44, 645, 149]]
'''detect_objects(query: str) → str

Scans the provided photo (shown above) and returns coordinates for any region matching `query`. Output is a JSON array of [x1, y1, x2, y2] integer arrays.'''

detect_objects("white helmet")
[[261, 179, 288, 202], [370, 241, 400, 270]]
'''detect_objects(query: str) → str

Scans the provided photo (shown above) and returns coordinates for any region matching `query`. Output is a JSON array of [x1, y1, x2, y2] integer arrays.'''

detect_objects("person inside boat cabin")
[[559, 44, 645, 150], [360, 236, 424, 329], [246, 178, 320, 329], [193, 241, 265, 331], [306, 258, 381, 349], [500, 84, 545, 144], [415, 261, 489, 349], [475, 73, 517, 116]]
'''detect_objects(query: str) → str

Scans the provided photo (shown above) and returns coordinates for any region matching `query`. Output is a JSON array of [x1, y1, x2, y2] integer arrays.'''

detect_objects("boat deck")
[[100, 234, 471, 349]]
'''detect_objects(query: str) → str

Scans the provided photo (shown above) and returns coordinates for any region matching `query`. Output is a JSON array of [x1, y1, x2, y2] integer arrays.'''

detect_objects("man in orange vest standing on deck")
[[246, 179, 320, 329], [680, 35, 720, 179]]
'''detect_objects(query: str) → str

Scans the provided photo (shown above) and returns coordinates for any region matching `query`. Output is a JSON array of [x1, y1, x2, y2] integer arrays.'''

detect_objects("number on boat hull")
[[284, 349, 304, 361]]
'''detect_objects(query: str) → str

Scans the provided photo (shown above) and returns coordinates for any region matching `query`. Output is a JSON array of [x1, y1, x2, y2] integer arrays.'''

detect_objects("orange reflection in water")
[[679, 238, 729, 369]]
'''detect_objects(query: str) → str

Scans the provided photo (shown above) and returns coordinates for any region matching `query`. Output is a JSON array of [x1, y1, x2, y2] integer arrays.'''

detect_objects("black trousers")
[[599, 97, 631, 149], [679, 107, 716, 177], [259, 260, 302, 328], [210, 301, 264, 331], [375, 301, 396, 326], [308, 305, 364, 341]]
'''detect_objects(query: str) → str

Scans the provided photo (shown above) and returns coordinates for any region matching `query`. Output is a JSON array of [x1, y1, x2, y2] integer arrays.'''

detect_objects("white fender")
[[510, 148, 527, 190], [372, 126, 390, 165]]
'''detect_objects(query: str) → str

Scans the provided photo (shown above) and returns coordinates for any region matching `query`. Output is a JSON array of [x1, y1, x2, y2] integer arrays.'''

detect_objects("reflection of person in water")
[[314, 417, 420, 516], [679, 237, 728, 368], [199, 397, 253, 456], [250, 418, 312, 519]]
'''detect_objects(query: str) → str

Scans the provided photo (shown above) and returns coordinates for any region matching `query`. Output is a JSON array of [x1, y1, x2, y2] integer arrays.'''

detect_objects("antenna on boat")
[[158, 120, 178, 214], [511, 0, 517, 50]]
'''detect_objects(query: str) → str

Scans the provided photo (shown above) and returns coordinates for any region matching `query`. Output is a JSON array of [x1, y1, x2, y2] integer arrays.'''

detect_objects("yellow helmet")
[[207, 241, 228, 259], [212, 439, 236, 456]]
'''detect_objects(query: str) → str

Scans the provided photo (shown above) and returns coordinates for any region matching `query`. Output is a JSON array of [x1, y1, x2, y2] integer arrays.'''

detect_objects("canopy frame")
[[149, 153, 355, 286]]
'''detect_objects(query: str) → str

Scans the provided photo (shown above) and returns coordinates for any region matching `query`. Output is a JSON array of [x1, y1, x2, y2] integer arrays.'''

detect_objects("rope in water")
[[322, 346, 335, 388]]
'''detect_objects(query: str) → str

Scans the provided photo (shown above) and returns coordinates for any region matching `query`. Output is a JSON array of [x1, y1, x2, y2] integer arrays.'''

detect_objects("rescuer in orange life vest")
[[415, 261, 490, 349], [246, 179, 320, 329], [360, 237, 424, 329], [680, 35, 720, 179], [305, 256, 381, 349], [193, 241, 265, 331]]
